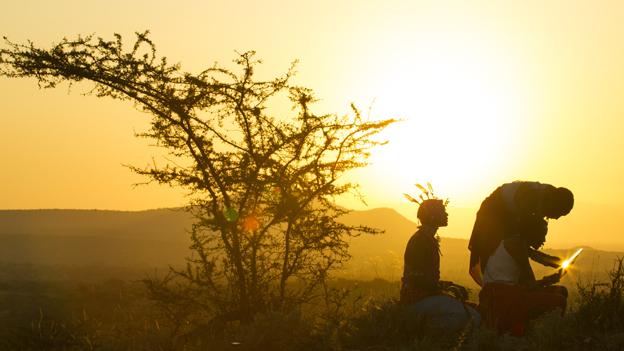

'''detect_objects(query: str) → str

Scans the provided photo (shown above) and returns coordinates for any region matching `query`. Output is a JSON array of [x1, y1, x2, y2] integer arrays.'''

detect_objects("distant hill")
[[0, 207, 621, 290], [0, 208, 192, 241], [0, 209, 192, 267]]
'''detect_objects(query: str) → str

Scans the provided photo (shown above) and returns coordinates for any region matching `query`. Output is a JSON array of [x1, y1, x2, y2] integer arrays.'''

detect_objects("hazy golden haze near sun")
[[2, 1, 624, 249]]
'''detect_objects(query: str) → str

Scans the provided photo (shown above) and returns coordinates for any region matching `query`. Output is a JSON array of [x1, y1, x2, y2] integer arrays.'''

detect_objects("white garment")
[[483, 241, 520, 285]]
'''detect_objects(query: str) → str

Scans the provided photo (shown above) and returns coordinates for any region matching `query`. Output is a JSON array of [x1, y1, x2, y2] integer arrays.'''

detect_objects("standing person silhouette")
[[401, 184, 480, 331], [467, 181, 574, 335]]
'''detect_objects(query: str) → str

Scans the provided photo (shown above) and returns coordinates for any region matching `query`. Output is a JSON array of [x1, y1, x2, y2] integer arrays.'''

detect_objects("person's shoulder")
[[406, 230, 421, 243], [516, 181, 555, 192], [409, 228, 427, 239], [492, 181, 526, 197], [407, 228, 432, 244]]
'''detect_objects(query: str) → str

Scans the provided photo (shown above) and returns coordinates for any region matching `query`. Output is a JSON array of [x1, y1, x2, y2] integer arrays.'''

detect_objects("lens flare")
[[561, 248, 583, 270], [224, 207, 239, 222], [242, 215, 260, 232]]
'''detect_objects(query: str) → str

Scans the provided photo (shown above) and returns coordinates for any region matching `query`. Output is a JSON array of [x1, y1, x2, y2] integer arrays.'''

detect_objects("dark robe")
[[400, 226, 440, 304]]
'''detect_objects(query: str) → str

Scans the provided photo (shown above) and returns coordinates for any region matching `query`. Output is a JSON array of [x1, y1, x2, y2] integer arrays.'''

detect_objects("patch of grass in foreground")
[[3, 258, 624, 350]]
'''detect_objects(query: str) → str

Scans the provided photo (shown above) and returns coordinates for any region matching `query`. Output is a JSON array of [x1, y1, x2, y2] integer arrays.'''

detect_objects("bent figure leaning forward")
[[468, 181, 574, 336]]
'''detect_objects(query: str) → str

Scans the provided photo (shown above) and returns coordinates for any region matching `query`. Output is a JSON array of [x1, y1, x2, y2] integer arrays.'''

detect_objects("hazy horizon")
[[0, 204, 620, 252], [2, 0, 624, 248]]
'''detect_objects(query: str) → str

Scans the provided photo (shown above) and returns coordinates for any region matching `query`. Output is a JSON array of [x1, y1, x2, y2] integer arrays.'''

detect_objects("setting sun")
[[349, 33, 529, 208]]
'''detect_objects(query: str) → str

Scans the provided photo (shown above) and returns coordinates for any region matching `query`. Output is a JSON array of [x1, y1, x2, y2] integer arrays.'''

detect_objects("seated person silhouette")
[[400, 184, 480, 331], [478, 218, 568, 336], [468, 181, 573, 336]]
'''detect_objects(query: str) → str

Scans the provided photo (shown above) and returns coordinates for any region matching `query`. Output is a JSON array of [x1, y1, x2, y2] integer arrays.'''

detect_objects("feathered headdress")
[[403, 182, 449, 207]]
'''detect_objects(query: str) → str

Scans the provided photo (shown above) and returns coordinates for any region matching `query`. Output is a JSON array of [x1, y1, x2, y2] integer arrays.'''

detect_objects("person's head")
[[417, 199, 448, 227], [543, 187, 574, 219]]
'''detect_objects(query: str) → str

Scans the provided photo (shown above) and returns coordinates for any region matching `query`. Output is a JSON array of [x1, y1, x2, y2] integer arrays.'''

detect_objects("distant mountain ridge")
[[0, 208, 192, 241], [0, 207, 621, 289], [0, 208, 192, 267]]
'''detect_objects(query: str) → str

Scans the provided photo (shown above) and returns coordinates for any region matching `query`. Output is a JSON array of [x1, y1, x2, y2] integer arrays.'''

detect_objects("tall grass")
[[3, 259, 624, 350]]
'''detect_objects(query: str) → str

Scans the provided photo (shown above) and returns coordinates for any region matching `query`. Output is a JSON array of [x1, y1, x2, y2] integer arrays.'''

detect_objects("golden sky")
[[2, 1, 624, 247]]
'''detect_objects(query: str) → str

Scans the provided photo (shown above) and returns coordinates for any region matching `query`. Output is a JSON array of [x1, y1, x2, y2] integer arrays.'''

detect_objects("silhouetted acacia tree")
[[0, 32, 395, 322]]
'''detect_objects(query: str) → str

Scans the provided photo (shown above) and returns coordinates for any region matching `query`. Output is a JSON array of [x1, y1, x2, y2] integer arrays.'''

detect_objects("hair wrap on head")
[[554, 187, 574, 216], [404, 183, 448, 226], [417, 199, 445, 224]]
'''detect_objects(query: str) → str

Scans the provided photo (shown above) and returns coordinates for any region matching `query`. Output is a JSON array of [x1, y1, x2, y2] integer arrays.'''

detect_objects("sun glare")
[[356, 36, 527, 207]]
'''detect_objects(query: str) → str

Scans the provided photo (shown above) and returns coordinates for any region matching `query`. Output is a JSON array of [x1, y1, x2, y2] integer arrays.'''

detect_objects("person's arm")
[[528, 248, 562, 268], [503, 237, 536, 285], [505, 237, 561, 288], [536, 271, 562, 287]]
